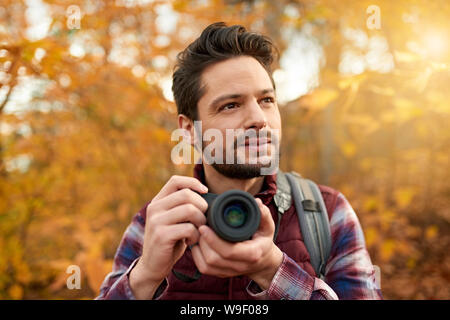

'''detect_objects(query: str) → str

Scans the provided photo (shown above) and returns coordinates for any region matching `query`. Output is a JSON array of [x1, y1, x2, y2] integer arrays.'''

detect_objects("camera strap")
[[275, 170, 332, 280]]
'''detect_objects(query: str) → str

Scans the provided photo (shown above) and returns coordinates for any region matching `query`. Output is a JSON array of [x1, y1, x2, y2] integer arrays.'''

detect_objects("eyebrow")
[[209, 88, 274, 110]]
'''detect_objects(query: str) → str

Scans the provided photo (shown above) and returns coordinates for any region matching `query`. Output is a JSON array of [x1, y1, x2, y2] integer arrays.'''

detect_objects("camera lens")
[[223, 202, 247, 228], [202, 189, 260, 242]]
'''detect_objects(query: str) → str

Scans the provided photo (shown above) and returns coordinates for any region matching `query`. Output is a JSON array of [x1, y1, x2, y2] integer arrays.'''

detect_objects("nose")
[[243, 98, 267, 130]]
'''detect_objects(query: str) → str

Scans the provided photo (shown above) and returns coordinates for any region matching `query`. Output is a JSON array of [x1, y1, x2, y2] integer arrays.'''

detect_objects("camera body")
[[200, 189, 261, 242]]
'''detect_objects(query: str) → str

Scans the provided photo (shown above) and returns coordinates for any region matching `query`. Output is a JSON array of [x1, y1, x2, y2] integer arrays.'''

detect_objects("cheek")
[[268, 111, 282, 135]]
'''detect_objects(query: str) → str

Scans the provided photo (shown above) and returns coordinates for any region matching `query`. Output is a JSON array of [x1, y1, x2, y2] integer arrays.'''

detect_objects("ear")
[[178, 114, 195, 147]]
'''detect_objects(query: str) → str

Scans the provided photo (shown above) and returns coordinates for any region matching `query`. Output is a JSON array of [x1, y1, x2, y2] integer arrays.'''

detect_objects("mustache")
[[233, 129, 279, 148]]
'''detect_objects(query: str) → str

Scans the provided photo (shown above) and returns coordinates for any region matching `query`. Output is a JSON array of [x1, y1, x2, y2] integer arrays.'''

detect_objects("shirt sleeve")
[[247, 192, 383, 300], [95, 210, 168, 300]]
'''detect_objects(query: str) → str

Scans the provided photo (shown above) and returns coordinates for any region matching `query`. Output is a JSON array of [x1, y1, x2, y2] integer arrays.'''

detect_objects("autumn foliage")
[[0, 0, 449, 299]]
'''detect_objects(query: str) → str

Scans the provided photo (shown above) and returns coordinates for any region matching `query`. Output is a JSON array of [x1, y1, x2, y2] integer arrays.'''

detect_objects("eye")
[[220, 102, 239, 111], [261, 97, 275, 104]]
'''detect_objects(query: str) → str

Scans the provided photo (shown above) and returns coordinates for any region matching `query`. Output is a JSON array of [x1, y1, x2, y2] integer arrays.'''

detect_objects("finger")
[[164, 223, 200, 246], [154, 175, 208, 201], [152, 203, 207, 228], [151, 188, 209, 213], [197, 230, 248, 272], [198, 225, 263, 264], [191, 244, 237, 278]]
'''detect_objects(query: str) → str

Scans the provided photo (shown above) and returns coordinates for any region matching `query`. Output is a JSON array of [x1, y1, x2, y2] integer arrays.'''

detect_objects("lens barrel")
[[200, 190, 261, 242]]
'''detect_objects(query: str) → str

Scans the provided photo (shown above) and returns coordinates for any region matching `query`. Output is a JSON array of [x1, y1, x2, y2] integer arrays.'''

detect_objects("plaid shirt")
[[96, 166, 382, 300]]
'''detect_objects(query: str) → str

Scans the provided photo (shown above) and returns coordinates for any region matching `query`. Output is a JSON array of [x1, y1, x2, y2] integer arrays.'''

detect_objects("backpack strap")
[[275, 170, 332, 280], [273, 170, 292, 241]]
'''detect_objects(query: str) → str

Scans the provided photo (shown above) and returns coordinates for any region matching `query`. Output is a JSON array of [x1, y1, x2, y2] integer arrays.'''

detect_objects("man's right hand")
[[129, 175, 209, 299]]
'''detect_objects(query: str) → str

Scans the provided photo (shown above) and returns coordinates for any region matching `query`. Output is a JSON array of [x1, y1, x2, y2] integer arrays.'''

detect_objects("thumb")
[[254, 198, 275, 236]]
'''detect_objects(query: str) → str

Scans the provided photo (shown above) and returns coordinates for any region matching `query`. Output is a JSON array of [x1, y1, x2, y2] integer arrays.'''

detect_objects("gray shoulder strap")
[[276, 170, 332, 280], [274, 171, 292, 214]]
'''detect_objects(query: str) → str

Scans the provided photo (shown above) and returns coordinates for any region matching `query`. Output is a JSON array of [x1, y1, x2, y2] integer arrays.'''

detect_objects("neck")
[[203, 164, 265, 195]]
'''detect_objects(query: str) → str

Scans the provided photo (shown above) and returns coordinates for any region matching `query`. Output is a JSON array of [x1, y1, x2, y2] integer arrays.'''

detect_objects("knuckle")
[[200, 200, 208, 212], [204, 253, 217, 265], [180, 188, 192, 199], [189, 231, 200, 245], [185, 203, 197, 215], [197, 263, 207, 274], [187, 222, 197, 234], [222, 249, 232, 260], [250, 248, 262, 263], [169, 175, 180, 184], [146, 213, 156, 226], [152, 227, 164, 241], [146, 204, 158, 221], [145, 203, 153, 217]]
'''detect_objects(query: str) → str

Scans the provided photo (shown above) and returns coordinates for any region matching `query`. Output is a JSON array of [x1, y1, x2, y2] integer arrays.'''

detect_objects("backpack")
[[274, 170, 332, 280]]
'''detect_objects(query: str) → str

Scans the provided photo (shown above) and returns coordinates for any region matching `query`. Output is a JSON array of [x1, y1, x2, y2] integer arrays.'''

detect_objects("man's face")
[[195, 55, 282, 179]]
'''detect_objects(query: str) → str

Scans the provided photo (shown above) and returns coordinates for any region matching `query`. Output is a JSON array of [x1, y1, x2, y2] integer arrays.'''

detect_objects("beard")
[[201, 129, 281, 179], [211, 163, 269, 179]]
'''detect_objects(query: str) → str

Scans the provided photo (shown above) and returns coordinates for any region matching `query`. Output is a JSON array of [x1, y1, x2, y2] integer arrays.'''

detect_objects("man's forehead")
[[199, 56, 274, 100], [201, 56, 270, 82]]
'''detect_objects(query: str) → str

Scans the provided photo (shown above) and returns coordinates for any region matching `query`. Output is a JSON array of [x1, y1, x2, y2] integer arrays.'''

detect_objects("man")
[[96, 22, 382, 300]]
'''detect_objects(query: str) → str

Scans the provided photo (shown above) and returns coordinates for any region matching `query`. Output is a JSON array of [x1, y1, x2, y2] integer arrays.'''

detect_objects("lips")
[[236, 137, 271, 147], [243, 138, 270, 146]]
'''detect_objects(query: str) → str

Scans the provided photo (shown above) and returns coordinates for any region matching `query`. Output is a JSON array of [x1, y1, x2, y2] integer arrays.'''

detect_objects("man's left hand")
[[191, 198, 283, 290]]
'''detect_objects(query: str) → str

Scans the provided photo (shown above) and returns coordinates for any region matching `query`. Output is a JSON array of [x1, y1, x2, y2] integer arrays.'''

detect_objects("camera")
[[200, 190, 261, 242]]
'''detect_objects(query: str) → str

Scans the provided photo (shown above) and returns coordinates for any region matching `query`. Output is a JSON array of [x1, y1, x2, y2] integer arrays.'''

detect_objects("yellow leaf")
[[365, 227, 378, 247], [15, 264, 32, 285], [381, 111, 395, 123], [430, 62, 449, 71], [84, 245, 111, 293], [359, 158, 372, 171], [302, 88, 339, 110], [393, 98, 414, 109], [425, 225, 438, 240], [363, 196, 378, 212], [394, 50, 421, 63], [407, 258, 416, 269], [117, 201, 130, 221], [380, 239, 395, 262], [380, 210, 397, 230], [337, 74, 366, 89], [393, 99, 424, 122], [394, 188, 416, 209], [368, 85, 395, 96], [154, 128, 170, 143], [8, 284, 23, 300], [173, 0, 188, 11], [396, 240, 412, 255], [415, 123, 429, 138], [341, 141, 357, 158]]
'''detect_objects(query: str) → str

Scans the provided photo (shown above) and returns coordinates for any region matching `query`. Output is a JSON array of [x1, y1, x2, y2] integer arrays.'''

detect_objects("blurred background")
[[0, 0, 449, 299]]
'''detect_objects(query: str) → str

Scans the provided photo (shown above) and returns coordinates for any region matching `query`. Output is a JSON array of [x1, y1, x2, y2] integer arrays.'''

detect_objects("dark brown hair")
[[172, 22, 279, 120]]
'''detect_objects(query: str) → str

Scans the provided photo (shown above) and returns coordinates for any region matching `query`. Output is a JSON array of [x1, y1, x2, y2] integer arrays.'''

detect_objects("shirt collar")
[[193, 164, 277, 206]]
